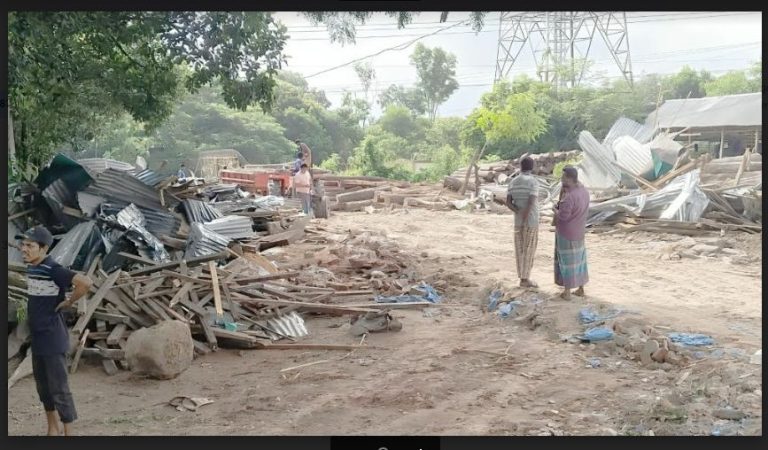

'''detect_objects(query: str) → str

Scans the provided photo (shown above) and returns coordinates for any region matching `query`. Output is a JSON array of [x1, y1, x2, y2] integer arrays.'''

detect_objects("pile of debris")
[[436, 116, 761, 236], [317, 175, 466, 213], [574, 117, 762, 235], [443, 150, 581, 191], [8, 154, 439, 383]]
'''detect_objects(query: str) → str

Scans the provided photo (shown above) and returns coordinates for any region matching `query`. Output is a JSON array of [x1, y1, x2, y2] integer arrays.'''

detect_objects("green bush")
[[553, 157, 582, 179]]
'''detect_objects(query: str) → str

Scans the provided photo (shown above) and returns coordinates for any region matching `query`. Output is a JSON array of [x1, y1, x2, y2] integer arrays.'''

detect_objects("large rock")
[[125, 320, 193, 380]]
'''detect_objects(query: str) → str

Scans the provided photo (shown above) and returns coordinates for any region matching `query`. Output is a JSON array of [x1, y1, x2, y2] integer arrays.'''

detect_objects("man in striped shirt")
[[17, 226, 93, 436], [506, 156, 540, 288]]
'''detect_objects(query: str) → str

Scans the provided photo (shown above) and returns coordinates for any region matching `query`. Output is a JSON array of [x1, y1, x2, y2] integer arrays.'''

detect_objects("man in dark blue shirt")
[[17, 226, 93, 436]]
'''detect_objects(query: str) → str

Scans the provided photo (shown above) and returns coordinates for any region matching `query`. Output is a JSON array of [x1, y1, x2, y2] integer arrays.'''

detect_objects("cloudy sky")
[[272, 11, 761, 118]]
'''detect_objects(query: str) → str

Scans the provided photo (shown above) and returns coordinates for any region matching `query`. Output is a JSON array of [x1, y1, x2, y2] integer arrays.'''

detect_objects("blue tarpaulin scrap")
[[375, 282, 442, 304], [498, 301, 522, 318], [579, 307, 622, 324], [668, 333, 714, 346], [579, 327, 614, 342], [487, 290, 503, 312]]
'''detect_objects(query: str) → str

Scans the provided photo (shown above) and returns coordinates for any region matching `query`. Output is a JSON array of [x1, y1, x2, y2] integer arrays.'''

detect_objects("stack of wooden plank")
[[62, 248, 415, 376]]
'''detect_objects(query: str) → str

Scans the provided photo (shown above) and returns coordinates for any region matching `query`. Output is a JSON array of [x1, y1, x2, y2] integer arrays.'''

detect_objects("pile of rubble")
[[576, 117, 762, 235], [8, 154, 441, 384], [443, 150, 581, 191], [438, 116, 761, 236]]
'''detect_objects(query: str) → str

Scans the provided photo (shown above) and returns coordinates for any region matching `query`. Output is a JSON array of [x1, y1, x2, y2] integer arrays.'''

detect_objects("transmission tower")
[[494, 12, 633, 89]]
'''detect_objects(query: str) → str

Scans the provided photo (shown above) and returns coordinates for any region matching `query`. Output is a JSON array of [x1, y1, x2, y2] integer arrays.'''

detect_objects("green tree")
[[460, 83, 548, 194], [410, 43, 460, 121], [338, 92, 371, 128], [377, 106, 421, 139], [319, 153, 343, 173], [662, 65, 713, 99], [353, 61, 376, 105], [379, 84, 427, 116], [144, 85, 295, 167], [9, 12, 287, 173], [271, 71, 362, 164], [703, 65, 762, 96]]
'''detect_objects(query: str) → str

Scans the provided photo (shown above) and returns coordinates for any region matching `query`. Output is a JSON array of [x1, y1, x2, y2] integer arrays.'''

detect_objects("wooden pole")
[[755, 130, 760, 155], [718, 129, 725, 159]]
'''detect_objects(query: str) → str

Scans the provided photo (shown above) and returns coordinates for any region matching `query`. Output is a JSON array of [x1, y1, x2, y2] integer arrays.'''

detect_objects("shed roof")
[[645, 92, 762, 130]]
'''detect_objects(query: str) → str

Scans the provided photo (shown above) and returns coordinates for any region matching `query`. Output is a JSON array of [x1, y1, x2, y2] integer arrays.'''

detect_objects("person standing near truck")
[[16, 226, 93, 436]]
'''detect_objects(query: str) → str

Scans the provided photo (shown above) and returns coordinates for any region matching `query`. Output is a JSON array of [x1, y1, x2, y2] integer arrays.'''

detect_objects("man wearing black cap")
[[16, 226, 93, 436]]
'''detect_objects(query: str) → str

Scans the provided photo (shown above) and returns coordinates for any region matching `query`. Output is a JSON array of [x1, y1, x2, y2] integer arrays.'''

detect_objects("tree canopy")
[[9, 11, 287, 171], [410, 43, 460, 121]]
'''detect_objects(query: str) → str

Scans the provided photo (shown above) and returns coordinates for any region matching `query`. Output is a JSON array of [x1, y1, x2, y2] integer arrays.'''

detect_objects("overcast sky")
[[272, 11, 762, 118]]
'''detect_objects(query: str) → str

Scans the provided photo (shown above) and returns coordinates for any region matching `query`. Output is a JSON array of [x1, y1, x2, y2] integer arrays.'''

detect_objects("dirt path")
[[7, 209, 762, 436]]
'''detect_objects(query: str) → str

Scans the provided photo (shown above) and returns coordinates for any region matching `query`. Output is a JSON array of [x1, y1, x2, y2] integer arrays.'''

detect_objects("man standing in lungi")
[[553, 166, 590, 300], [507, 156, 540, 288]]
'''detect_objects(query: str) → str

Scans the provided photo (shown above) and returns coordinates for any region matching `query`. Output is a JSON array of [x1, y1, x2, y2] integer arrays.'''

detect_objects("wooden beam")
[[719, 129, 725, 159], [233, 293, 377, 315], [106, 324, 128, 346], [69, 329, 90, 374], [72, 270, 121, 336], [118, 252, 159, 266], [734, 147, 751, 188], [91, 311, 131, 325], [168, 283, 194, 308], [8, 208, 35, 221], [128, 251, 229, 277], [209, 261, 224, 320]]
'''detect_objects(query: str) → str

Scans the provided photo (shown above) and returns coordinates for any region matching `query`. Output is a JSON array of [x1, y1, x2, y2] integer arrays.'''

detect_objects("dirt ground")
[[7, 208, 762, 436]]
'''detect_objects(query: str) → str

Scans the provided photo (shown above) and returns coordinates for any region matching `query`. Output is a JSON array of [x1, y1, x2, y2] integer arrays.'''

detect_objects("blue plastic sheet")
[[375, 282, 442, 304], [579, 307, 621, 324], [487, 290, 503, 312], [668, 333, 714, 346], [498, 301, 522, 318], [579, 327, 614, 342]]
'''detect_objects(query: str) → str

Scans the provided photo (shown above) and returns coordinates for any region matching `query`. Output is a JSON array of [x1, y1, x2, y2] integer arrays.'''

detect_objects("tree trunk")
[[460, 142, 487, 196]]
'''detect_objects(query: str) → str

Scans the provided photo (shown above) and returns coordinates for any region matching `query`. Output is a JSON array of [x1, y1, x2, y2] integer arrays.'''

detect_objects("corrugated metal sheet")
[[658, 169, 709, 222], [613, 136, 655, 180], [603, 117, 656, 147], [134, 169, 170, 188], [86, 168, 178, 210], [252, 311, 309, 340], [77, 191, 106, 217], [77, 158, 136, 174], [587, 169, 709, 223], [182, 199, 223, 224], [645, 92, 762, 129], [100, 201, 181, 237], [42, 178, 76, 207], [185, 222, 231, 259], [202, 216, 254, 240], [577, 131, 622, 190], [116, 204, 170, 262], [49, 221, 104, 270]]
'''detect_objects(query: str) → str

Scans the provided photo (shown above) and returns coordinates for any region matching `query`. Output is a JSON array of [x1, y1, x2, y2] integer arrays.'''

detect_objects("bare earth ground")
[[8, 208, 762, 436]]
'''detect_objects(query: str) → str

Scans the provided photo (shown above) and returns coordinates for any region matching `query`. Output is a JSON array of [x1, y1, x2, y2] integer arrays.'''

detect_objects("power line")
[[304, 19, 481, 79]]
